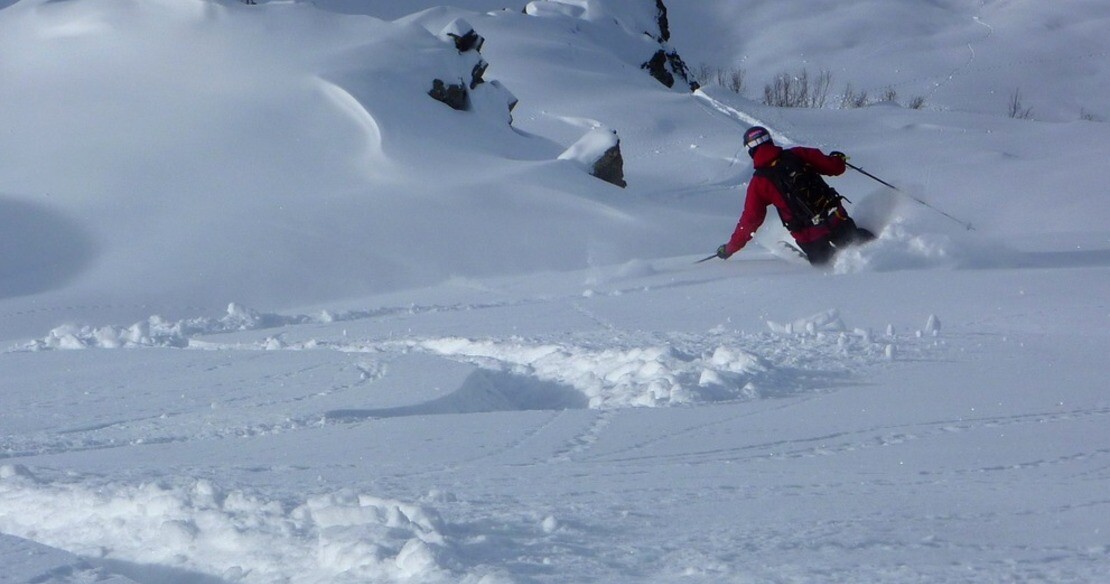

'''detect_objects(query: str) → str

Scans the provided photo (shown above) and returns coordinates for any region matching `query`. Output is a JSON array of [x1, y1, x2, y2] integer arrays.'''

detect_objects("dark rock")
[[592, 142, 627, 188], [470, 60, 488, 89], [442, 19, 486, 54], [641, 48, 696, 91], [654, 0, 671, 42], [639, 0, 696, 91], [448, 29, 485, 53], [428, 79, 469, 111], [642, 49, 674, 88]]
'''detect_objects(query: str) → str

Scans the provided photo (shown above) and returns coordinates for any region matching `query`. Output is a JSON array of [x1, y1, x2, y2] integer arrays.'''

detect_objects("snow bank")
[[420, 337, 742, 408], [14, 300, 948, 416], [20, 303, 314, 350], [0, 465, 490, 584], [415, 311, 941, 409], [832, 217, 1030, 274], [558, 126, 620, 167], [525, 0, 664, 41]]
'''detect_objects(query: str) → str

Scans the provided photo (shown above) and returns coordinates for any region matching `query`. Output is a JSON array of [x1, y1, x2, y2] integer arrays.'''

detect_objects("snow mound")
[[419, 337, 759, 408], [20, 303, 314, 350], [558, 126, 620, 166], [14, 300, 949, 416], [833, 218, 1027, 273], [523, 0, 665, 42], [0, 468, 480, 584], [415, 313, 940, 409]]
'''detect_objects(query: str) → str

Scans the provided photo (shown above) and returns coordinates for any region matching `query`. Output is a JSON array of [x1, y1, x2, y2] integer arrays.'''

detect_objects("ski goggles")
[[744, 132, 771, 151]]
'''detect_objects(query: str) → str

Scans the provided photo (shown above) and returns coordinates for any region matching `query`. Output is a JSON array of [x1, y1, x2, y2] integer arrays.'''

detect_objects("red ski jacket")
[[725, 144, 848, 255]]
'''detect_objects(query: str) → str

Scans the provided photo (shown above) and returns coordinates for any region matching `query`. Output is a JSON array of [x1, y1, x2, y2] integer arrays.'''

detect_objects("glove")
[[716, 244, 732, 259], [830, 151, 849, 161]]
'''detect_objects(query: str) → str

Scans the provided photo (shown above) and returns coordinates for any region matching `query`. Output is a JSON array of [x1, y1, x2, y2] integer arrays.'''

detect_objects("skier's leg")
[[854, 225, 877, 244], [830, 218, 874, 247], [796, 239, 836, 265]]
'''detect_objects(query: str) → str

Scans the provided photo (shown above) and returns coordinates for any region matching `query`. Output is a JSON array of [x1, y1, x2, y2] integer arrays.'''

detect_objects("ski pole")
[[695, 253, 719, 264], [845, 161, 975, 231]]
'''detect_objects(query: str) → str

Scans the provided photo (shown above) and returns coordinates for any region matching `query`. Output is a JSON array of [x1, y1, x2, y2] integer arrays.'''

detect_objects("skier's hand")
[[716, 244, 732, 259], [830, 151, 849, 162]]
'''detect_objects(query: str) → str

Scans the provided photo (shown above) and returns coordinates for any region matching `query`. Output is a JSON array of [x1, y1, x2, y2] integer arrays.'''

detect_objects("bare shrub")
[[692, 63, 746, 95], [725, 68, 745, 94], [763, 68, 832, 108], [758, 71, 926, 111], [1008, 88, 1033, 120], [839, 82, 869, 109], [691, 63, 714, 86], [852, 84, 926, 109]]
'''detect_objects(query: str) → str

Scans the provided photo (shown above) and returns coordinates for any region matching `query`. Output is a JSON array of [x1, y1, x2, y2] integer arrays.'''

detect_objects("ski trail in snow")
[[574, 393, 825, 464], [924, 14, 994, 101], [570, 300, 620, 334], [548, 410, 615, 463], [591, 405, 1110, 469], [692, 89, 797, 147], [688, 89, 803, 189]]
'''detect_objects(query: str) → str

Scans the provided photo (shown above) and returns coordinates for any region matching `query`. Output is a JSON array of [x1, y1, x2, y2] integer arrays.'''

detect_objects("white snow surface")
[[1, 0, 1109, 582]]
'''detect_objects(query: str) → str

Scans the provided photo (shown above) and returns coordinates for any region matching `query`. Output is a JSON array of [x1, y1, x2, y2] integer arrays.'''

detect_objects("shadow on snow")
[[326, 368, 589, 421]]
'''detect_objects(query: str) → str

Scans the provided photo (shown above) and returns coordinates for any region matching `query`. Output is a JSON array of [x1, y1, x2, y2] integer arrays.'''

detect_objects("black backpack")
[[754, 150, 844, 231]]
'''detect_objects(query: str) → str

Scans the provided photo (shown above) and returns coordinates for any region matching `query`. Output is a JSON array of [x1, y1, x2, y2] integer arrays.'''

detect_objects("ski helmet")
[[743, 126, 772, 156]]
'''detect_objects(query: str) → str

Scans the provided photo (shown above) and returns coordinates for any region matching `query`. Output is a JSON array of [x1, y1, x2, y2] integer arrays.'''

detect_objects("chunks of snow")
[[925, 313, 942, 335], [766, 309, 846, 336], [419, 337, 775, 408], [13, 301, 945, 415], [19, 303, 313, 350], [0, 473, 457, 584]]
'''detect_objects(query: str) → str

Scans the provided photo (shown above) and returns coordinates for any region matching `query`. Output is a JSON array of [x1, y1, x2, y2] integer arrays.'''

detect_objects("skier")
[[716, 126, 875, 265]]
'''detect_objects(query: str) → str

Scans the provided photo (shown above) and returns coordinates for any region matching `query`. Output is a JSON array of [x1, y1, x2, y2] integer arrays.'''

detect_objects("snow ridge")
[[0, 466, 485, 584], [13, 302, 944, 413]]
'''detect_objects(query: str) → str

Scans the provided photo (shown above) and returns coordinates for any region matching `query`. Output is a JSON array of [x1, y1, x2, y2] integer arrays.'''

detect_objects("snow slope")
[[668, 0, 1110, 122], [1, 0, 1108, 582]]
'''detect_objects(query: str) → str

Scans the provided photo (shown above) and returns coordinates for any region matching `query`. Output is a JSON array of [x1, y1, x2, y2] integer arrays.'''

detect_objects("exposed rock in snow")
[[525, 0, 695, 90], [429, 18, 506, 114], [559, 127, 627, 188], [428, 78, 470, 111]]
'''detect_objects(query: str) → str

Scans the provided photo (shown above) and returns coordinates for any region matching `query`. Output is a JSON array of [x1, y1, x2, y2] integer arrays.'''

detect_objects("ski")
[[779, 240, 808, 261]]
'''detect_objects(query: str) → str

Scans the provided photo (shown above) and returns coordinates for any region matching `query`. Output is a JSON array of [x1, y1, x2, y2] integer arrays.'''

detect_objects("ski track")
[[918, 12, 994, 102], [568, 393, 825, 464], [547, 410, 615, 464], [693, 89, 798, 147], [585, 405, 1110, 471]]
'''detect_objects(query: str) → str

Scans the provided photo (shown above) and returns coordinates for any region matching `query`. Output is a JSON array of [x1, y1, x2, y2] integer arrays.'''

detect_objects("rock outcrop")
[[428, 19, 518, 120], [559, 127, 627, 188]]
